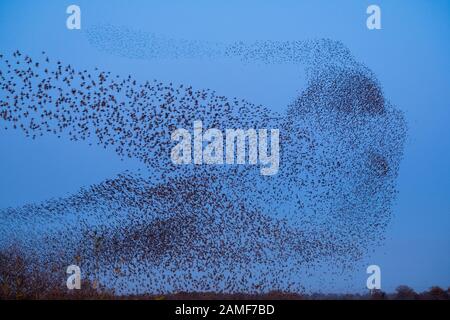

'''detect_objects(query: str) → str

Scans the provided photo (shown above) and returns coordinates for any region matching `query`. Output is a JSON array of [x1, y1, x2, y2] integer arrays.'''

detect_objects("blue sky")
[[0, 0, 449, 292]]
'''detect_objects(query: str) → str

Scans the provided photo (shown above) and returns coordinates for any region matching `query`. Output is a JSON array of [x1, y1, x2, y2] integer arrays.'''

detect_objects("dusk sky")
[[0, 0, 449, 293]]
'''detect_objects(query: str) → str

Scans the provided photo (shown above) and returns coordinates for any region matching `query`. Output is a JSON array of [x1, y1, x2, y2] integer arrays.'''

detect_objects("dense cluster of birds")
[[0, 36, 406, 294]]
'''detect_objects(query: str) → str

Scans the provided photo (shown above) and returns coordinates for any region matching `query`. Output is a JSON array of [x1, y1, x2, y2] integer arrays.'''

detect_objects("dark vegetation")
[[1, 246, 448, 300]]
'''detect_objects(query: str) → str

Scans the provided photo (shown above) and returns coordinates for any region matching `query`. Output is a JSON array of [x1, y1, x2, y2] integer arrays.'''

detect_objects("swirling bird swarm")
[[0, 38, 406, 294]]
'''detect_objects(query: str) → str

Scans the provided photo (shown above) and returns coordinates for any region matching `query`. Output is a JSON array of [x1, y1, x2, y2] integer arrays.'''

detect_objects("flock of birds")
[[0, 36, 406, 295]]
